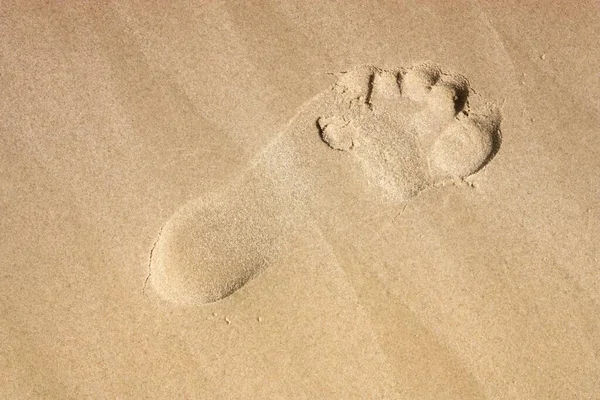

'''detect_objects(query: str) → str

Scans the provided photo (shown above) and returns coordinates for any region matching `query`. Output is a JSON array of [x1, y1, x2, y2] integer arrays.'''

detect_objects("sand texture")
[[150, 63, 502, 305], [1, 1, 599, 399]]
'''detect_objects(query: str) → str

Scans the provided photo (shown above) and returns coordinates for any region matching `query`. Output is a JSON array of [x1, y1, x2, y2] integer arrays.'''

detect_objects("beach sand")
[[1, 1, 599, 398]]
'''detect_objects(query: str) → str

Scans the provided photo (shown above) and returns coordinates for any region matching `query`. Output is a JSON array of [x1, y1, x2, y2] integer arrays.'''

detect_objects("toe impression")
[[401, 62, 442, 103], [429, 106, 501, 178]]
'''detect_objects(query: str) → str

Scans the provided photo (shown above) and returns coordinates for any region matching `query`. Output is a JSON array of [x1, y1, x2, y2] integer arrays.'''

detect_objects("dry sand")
[[1, 1, 599, 399]]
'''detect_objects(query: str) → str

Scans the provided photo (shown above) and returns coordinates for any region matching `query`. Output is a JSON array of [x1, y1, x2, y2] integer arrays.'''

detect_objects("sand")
[[150, 63, 502, 305], [1, 1, 599, 399]]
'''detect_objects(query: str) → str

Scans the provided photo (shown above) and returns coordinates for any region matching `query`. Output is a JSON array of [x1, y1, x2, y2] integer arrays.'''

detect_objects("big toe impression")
[[149, 194, 280, 305], [429, 106, 501, 178]]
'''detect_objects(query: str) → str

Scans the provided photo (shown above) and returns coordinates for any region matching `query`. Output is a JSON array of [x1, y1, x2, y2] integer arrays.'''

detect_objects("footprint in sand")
[[147, 62, 502, 305]]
